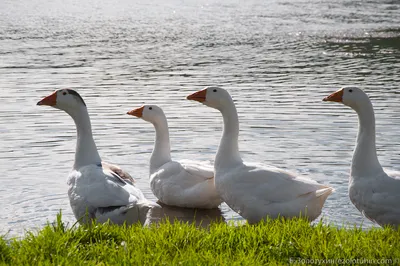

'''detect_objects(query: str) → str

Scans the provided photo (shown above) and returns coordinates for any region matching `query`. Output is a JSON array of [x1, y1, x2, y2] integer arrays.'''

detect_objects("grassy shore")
[[1, 214, 399, 265]]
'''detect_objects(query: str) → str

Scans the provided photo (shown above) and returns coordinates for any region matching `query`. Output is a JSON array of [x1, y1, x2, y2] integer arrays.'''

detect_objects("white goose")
[[323, 87, 400, 227], [127, 105, 222, 209], [187, 87, 333, 224], [37, 89, 160, 225]]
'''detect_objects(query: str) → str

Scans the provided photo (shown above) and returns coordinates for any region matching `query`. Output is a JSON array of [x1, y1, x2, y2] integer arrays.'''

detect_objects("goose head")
[[323, 86, 371, 112], [37, 89, 87, 113], [127, 104, 166, 124], [186, 86, 232, 110]]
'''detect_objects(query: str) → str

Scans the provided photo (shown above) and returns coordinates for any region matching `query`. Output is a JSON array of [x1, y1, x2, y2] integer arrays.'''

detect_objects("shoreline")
[[1, 213, 398, 265]]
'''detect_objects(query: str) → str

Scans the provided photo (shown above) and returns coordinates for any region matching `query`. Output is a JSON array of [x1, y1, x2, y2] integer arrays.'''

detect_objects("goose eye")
[[349, 89, 353, 93], [62, 91, 67, 95], [149, 107, 152, 110], [213, 89, 217, 92]]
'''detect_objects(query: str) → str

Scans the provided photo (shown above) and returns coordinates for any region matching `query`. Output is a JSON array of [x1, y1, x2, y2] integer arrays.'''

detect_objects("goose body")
[[101, 161, 135, 183], [187, 87, 333, 223], [324, 87, 400, 227], [37, 89, 159, 225], [127, 105, 222, 209]]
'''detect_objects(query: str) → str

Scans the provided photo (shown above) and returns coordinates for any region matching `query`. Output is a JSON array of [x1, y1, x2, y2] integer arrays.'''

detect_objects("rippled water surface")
[[1, 0, 400, 236]]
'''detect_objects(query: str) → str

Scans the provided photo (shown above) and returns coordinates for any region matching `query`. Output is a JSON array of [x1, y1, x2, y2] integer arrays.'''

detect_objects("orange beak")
[[37, 91, 57, 106], [323, 89, 344, 102], [127, 106, 144, 118], [187, 89, 207, 102]]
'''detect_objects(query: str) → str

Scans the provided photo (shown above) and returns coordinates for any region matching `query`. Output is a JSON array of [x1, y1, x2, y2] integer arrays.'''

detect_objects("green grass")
[[1, 213, 399, 265]]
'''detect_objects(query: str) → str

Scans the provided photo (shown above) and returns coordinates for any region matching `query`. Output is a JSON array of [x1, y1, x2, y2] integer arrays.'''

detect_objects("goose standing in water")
[[37, 89, 159, 225], [324, 87, 400, 227], [187, 87, 333, 223], [127, 104, 222, 209]]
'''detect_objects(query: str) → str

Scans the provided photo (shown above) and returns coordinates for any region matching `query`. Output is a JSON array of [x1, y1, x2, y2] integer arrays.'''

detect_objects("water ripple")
[[1, 0, 399, 236]]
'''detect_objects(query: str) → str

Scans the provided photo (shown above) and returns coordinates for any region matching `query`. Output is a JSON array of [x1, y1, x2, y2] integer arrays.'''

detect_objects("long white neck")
[[351, 100, 383, 177], [215, 101, 243, 171], [149, 116, 172, 175], [66, 106, 101, 170]]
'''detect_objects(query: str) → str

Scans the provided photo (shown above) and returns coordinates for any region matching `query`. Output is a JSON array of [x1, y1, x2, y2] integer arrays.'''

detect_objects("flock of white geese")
[[36, 86, 400, 228]]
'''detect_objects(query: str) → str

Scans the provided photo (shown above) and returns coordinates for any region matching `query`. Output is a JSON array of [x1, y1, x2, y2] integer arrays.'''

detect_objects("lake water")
[[1, 0, 399, 236]]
